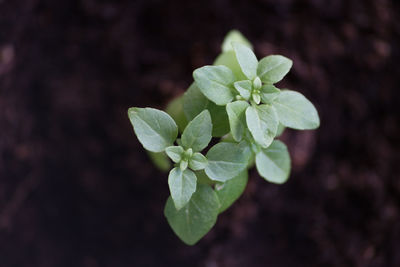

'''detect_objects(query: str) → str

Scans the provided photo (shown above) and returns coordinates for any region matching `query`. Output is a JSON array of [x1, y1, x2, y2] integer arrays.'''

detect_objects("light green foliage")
[[205, 142, 247, 182], [128, 30, 320, 245], [234, 80, 252, 100], [189, 153, 208, 171], [260, 84, 280, 104], [226, 100, 249, 141], [233, 43, 258, 80], [165, 146, 184, 163], [168, 167, 197, 210], [193, 65, 236, 105], [181, 110, 212, 152], [246, 105, 278, 148], [221, 30, 253, 52], [183, 83, 229, 137], [215, 170, 248, 213], [166, 95, 188, 133], [255, 140, 291, 184], [128, 107, 178, 152], [257, 55, 293, 84], [273, 90, 320, 130], [164, 184, 220, 245]]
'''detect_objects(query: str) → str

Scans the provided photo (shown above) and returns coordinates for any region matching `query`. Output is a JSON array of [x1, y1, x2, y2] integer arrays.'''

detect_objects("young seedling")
[[128, 30, 320, 245]]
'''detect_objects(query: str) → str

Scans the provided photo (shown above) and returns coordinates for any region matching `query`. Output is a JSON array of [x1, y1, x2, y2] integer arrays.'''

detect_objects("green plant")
[[128, 30, 320, 245]]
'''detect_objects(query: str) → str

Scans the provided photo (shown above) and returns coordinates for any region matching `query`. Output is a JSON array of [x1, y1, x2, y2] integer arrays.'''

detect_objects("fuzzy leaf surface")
[[128, 107, 178, 152], [221, 30, 252, 52], [181, 110, 212, 152], [273, 90, 320, 130], [183, 83, 229, 137], [193, 65, 235, 105], [226, 101, 249, 141], [255, 140, 291, 184], [205, 143, 247, 182], [164, 184, 219, 245], [168, 167, 197, 210], [233, 80, 252, 100], [215, 169, 248, 213], [189, 153, 208, 171], [257, 55, 293, 84], [246, 105, 278, 148], [165, 146, 184, 163], [233, 42, 258, 80]]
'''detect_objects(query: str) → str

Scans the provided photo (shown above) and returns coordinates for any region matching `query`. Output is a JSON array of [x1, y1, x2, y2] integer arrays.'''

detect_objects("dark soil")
[[1, 0, 400, 266]]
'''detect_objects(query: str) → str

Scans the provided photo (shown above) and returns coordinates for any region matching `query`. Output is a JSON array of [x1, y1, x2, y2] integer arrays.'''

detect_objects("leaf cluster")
[[128, 30, 320, 245]]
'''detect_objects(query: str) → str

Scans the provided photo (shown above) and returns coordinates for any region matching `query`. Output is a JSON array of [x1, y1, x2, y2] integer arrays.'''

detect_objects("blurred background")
[[1, 0, 399, 266]]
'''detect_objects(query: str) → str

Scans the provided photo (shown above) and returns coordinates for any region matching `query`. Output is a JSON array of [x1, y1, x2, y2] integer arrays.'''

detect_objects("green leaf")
[[165, 146, 184, 163], [260, 84, 280, 104], [128, 107, 178, 152], [233, 42, 258, 80], [195, 170, 214, 185], [146, 151, 171, 172], [233, 80, 252, 100], [238, 139, 254, 167], [214, 51, 247, 81], [181, 110, 212, 152], [205, 142, 247, 182], [255, 140, 291, 184], [165, 95, 188, 133], [226, 101, 249, 141], [180, 160, 188, 171], [272, 90, 320, 130], [215, 169, 248, 213], [189, 152, 208, 171], [221, 30, 252, 52], [257, 55, 293, 84], [164, 184, 220, 245], [183, 83, 229, 137], [276, 123, 286, 137], [246, 105, 278, 148], [168, 167, 197, 210], [193, 65, 235, 106]]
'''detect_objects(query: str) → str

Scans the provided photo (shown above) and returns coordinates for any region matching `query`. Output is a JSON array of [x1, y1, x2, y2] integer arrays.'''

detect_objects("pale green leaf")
[[276, 123, 286, 137], [257, 55, 293, 84], [255, 140, 291, 184], [260, 84, 280, 104], [189, 152, 208, 171], [168, 167, 197, 210], [195, 170, 214, 185], [128, 107, 178, 152], [221, 30, 252, 52], [233, 80, 252, 100], [164, 184, 220, 245], [193, 65, 235, 105], [245, 105, 278, 148], [180, 160, 188, 171], [165, 146, 184, 163], [165, 95, 188, 133], [215, 169, 248, 213], [146, 151, 171, 172], [252, 93, 261, 104], [181, 110, 212, 152], [183, 83, 229, 137], [272, 90, 320, 130], [214, 51, 247, 81], [226, 100, 249, 141], [233, 42, 258, 80], [205, 142, 247, 182]]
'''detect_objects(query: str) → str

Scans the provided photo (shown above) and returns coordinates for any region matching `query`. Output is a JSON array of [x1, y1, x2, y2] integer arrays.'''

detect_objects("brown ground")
[[1, 0, 400, 266]]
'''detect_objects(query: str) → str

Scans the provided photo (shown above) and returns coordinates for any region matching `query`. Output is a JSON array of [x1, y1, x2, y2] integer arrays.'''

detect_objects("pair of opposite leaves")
[[128, 108, 248, 211]]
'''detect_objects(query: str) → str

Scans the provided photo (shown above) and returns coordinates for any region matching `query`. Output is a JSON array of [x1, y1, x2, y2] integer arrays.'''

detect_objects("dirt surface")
[[1, 0, 400, 266]]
